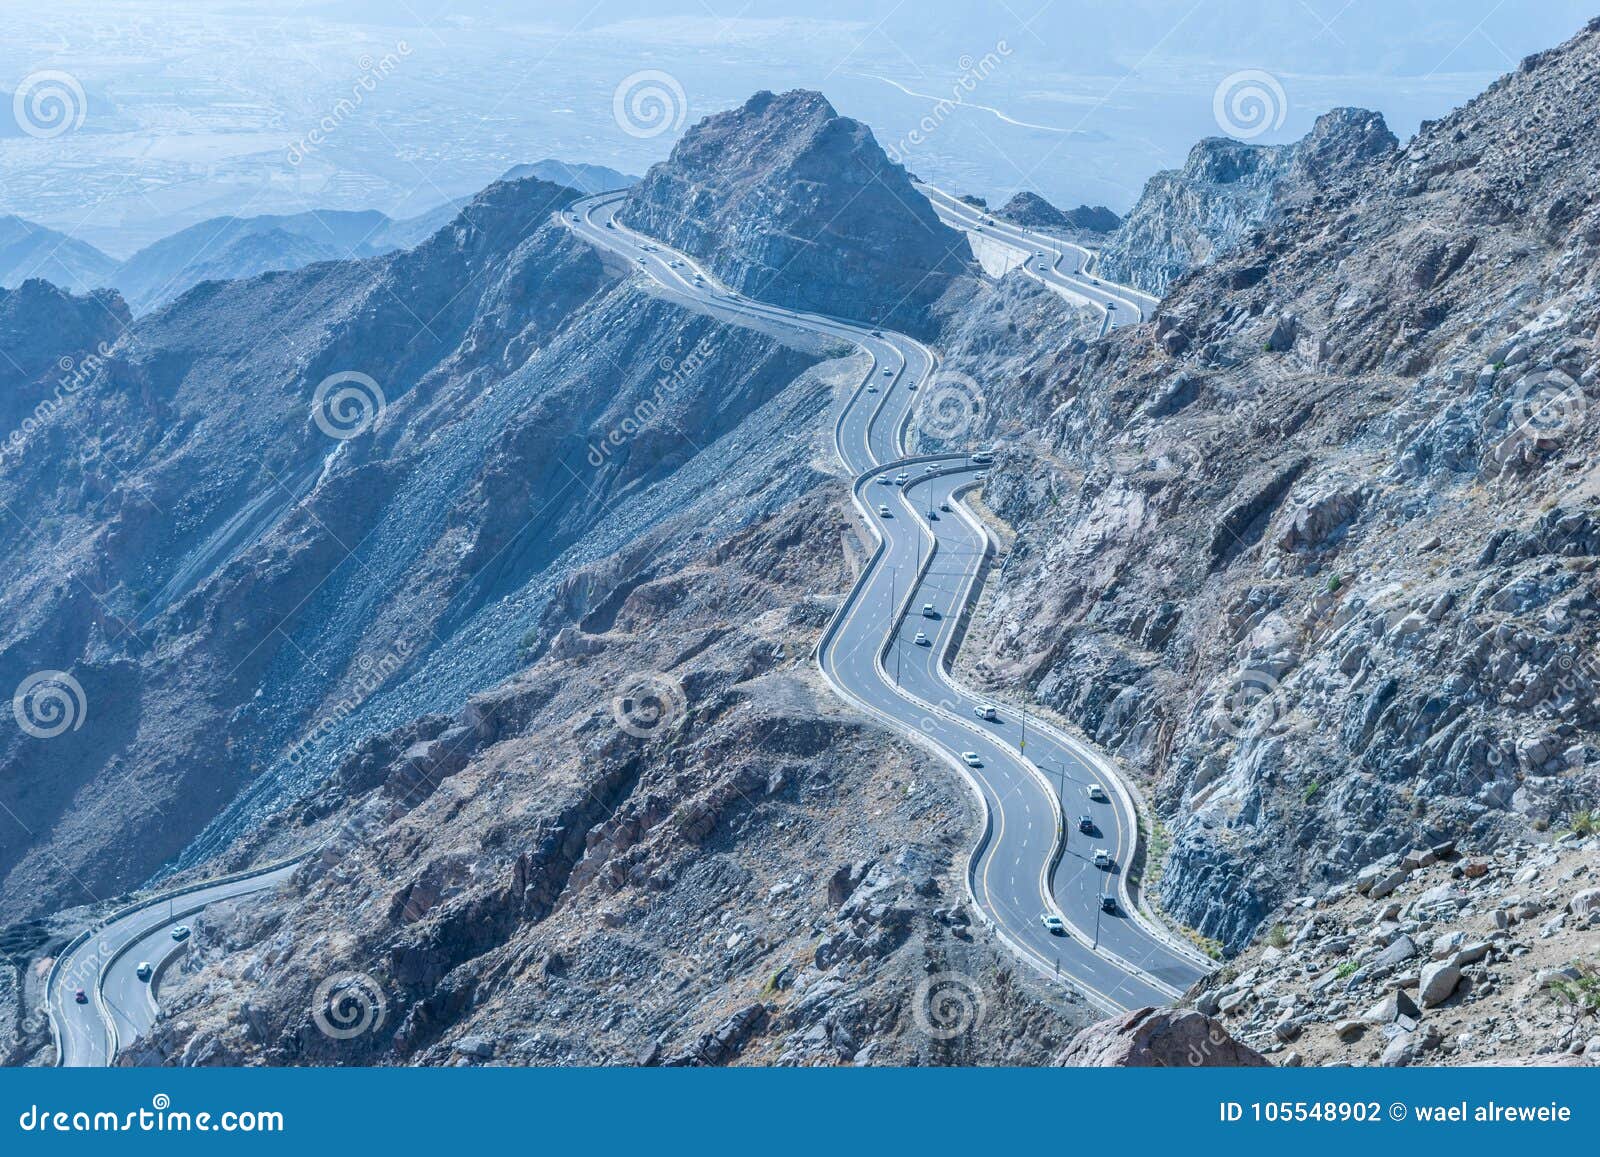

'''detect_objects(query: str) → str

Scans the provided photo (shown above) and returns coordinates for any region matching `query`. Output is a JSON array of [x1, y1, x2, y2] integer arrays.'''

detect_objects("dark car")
[[1078, 815, 1094, 834], [73, 988, 87, 1004], [1100, 896, 1117, 914]]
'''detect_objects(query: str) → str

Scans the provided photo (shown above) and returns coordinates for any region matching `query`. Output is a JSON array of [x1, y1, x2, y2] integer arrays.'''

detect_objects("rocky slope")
[[624, 90, 975, 334], [0, 279, 128, 444], [937, 16, 1600, 959], [1099, 108, 1397, 295], [107, 483, 1085, 1067], [0, 172, 828, 919], [1197, 833, 1600, 1066]]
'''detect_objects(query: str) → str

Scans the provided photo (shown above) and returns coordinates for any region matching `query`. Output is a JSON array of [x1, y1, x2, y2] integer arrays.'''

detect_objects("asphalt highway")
[[569, 191, 1210, 1010]]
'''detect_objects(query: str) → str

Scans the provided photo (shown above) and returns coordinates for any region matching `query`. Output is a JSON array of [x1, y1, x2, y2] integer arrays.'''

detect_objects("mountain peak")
[[623, 88, 972, 331]]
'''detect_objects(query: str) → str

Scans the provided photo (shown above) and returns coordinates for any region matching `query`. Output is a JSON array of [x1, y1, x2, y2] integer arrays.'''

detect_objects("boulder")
[[1419, 961, 1463, 1008], [1363, 988, 1421, 1027], [1569, 888, 1600, 918], [1055, 1008, 1270, 1067]]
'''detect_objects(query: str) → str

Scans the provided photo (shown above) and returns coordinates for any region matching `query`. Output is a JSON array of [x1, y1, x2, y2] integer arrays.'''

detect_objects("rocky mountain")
[[937, 16, 1600, 962], [109, 206, 460, 314], [500, 158, 636, 194], [1099, 108, 1397, 295], [0, 171, 834, 919], [0, 216, 118, 294], [1, 112, 1078, 1068], [624, 90, 975, 333], [997, 191, 1122, 235]]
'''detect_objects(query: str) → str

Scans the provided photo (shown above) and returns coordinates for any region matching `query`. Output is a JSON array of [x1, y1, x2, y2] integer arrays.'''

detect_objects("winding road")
[[47, 181, 1207, 1063], [568, 190, 1209, 1010]]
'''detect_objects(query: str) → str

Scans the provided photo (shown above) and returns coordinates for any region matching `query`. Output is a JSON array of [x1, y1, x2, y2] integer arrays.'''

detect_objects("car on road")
[[894, 472, 909, 485], [1078, 815, 1095, 834], [926, 509, 938, 520], [960, 751, 982, 767], [73, 988, 87, 1004], [605, 220, 616, 229], [866, 383, 878, 392], [1100, 896, 1118, 914], [1040, 913, 1067, 936], [882, 367, 893, 376], [973, 704, 997, 721], [913, 631, 929, 646], [974, 471, 988, 481], [871, 329, 882, 337], [1087, 784, 1108, 802], [171, 925, 191, 941], [940, 501, 951, 512], [921, 603, 937, 618], [1106, 300, 1117, 309], [971, 451, 993, 465], [1090, 277, 1100, 285], [135, 961, 153, 982], [1093, 849, 1114, 870], [878, 475, 893, 484], [877, 504, 891, 516]]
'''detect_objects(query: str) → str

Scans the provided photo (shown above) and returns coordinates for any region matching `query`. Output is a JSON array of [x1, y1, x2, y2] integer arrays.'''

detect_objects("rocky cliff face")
[[938, 17, 1600, 956], [1099, 108, 1397, 295], [624, 90, 975, 333]]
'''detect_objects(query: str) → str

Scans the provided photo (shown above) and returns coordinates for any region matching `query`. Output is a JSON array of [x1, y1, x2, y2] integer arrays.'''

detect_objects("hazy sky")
[[3, 1, 1595, 251]]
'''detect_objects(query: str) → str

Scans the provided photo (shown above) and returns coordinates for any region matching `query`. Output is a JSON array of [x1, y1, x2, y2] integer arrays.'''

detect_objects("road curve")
[[569, 190, 1209, 1008], [918, 184, 1160, 331], [48, 862, 299, 1066]]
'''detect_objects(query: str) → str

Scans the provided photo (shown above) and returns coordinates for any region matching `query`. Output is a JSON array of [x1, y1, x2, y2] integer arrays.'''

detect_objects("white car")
[[1093, 849, 1114, 870], [170, 925, 191, 941], [921, 603, 936, 618], [1040, 913, 1067, 936], [866, 383, 878, 392], [974, 704, 997, 721], [1087, 784, 1109, 803], [135, 961, 153, 982], [961, 752, 982, 768], [894, 472, 909, 485], [882, 367, 893, 376], [878, 504, 891, 516], [913, 631, 929, 646]]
